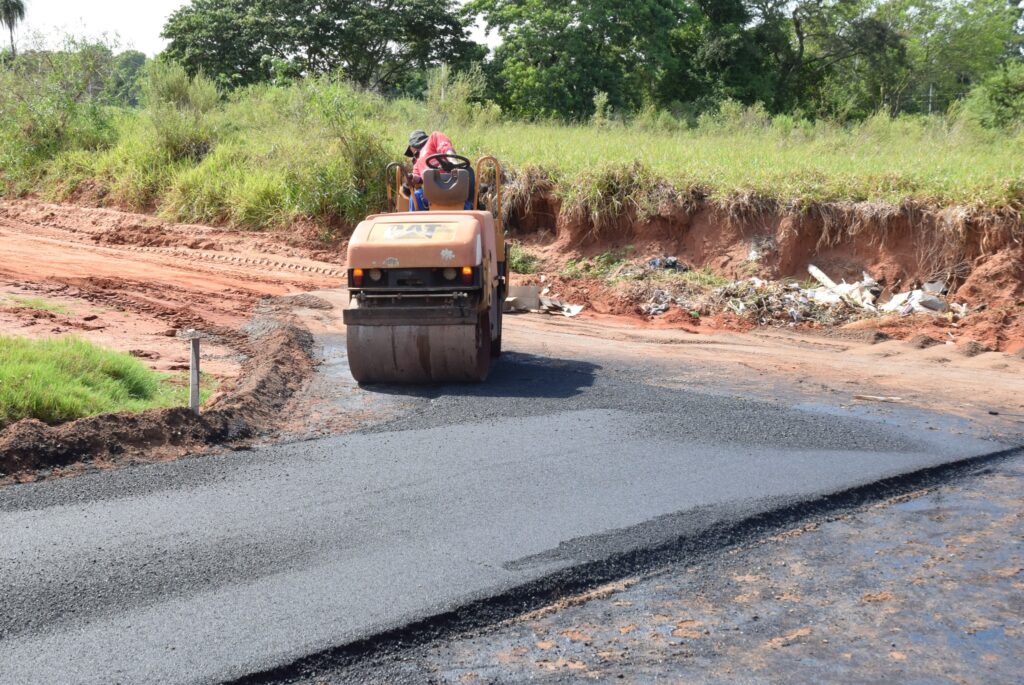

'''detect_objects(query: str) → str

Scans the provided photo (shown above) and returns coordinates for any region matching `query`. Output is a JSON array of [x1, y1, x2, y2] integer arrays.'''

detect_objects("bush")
[[591, 91, 612, 127], [507, 241, 540, 274], [957, 62, 1024, 129], [697, 99, 771, 133], [0, 37, 119, 190], [425, 64, 501, 128], [143, 60, 220, 161]]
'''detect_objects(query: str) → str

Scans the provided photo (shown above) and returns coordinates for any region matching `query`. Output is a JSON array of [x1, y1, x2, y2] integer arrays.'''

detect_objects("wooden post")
[[185, 330, 201, 415]]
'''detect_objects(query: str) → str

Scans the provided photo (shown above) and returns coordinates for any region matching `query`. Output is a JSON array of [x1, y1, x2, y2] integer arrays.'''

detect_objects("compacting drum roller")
[[343, 155, 506, 384]]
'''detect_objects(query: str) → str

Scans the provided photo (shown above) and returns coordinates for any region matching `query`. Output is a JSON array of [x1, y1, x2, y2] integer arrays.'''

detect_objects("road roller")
[[343, 153, 506, 383]]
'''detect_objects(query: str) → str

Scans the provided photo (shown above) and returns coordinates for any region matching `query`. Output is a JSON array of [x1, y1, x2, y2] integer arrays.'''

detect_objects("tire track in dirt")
[[0, 199, 350, 479]]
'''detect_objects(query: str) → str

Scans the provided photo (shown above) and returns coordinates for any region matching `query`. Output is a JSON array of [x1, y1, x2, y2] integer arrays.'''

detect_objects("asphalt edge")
[[223, 443, 1024, 685]]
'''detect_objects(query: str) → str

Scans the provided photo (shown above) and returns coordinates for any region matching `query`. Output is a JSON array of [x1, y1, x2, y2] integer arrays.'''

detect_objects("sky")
[[19, 0, 188, 55], [17, 0, 495, 56]]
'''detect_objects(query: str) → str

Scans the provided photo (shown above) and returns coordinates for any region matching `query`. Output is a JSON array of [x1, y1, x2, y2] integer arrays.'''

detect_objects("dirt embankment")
[[507, 192, 1024, 352], [0, 310, 315, 478], [0, 200, 347, 481]]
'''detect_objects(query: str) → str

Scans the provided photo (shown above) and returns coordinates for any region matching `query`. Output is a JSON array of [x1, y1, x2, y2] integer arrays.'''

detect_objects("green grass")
[[5, 296, 70, 314], [435, 113, 1024, 210], [672, 267, 732, 288], [507, 241, 540, 274], [6, 74, 1023, 236], [0, 336, 202, 428], [561, 248, 636, 279]]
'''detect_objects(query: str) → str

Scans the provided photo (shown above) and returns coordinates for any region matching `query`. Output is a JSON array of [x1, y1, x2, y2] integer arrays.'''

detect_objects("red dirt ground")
[[2, 197, 1022, 479], [0, 200, 347, 380], [509, 201, 1024, 353]]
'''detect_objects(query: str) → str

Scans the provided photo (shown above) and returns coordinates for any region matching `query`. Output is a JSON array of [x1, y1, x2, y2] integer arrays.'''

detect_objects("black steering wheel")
[[425, 153, 472, 173]]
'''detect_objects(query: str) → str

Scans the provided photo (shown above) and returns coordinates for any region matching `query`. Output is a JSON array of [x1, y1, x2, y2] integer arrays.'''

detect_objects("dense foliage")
[[470, 0, 1023, 119], [161, 0, 485, 92], [0, 2, 1022, 236]]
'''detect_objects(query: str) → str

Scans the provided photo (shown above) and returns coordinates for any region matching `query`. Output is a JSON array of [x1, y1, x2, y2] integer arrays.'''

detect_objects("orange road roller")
[[344, 154, 506, 383]]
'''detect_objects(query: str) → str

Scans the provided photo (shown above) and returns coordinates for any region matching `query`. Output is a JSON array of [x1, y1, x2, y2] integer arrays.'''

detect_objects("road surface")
[[326, 453, 1024, 684], [0, 320, 1016, 684]]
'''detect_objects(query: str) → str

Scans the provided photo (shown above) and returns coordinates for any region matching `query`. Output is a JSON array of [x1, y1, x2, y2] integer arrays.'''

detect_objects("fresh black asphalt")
[[0, 347, 1010, 684]]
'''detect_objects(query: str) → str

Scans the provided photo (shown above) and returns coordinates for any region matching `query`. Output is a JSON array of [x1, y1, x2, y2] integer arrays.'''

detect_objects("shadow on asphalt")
[[361, 351, 600, 400]]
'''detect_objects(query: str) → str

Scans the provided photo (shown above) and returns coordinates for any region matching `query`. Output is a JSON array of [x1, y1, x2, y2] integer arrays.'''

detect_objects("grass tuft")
[[0, 337, 199, 428], [4, 296, 70, 314], [507, 241, 540, 274]]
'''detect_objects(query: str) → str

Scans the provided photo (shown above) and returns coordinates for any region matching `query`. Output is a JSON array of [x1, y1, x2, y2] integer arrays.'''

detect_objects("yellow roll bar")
[[475, 156, 503, 237], [382, 161, 405, 211]]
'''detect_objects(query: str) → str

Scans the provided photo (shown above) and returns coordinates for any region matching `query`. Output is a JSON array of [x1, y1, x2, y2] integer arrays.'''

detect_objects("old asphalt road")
[[0, 322, 1016, 684]]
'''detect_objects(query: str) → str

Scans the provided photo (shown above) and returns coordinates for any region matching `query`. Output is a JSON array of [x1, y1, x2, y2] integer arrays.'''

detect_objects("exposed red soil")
[[508, 196, 1024, 352], [2, 194, 1022, 480], [0, 199, 347, 480]]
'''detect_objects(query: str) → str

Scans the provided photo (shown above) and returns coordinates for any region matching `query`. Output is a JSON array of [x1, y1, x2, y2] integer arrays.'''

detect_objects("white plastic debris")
[[504, 285, 541, 313], [539, 297, 583, 317], [807, 264, 878, 312], [880, 289, 948, 315]]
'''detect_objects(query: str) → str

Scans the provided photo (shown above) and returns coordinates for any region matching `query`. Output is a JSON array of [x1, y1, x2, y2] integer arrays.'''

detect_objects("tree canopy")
[[161, 0, 484, 92], [473, 0, 1022, 119], [0, 0, 27, 57], [156, 0, 1024, 122]]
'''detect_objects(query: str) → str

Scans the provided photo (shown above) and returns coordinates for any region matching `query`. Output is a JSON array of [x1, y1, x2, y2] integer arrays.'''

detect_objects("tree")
[[0, 0, 26, 58], [959, 59, 1024, 126], [656, 0, 780, 112], [467, 0, 680, 119], [108, 50, 147, 105], [874, 0, 1023, 114], [162, 0, 484, 92]]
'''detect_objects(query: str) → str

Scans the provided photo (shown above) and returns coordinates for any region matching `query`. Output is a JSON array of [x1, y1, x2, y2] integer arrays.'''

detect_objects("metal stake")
[[185, 330, 201, 415]]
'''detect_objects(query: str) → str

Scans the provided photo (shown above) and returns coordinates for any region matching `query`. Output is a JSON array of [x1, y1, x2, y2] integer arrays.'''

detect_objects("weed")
[[5, 296, 70, 314], [507, 242, 540, 274], [0, 336, 205, 427], [561, 248, 635, 280], [677, 267, 731, 289]]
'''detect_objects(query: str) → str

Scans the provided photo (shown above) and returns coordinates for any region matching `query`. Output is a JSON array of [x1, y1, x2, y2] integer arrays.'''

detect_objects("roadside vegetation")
[[0, 336, 200, 428], [2, 295, 69, 314], [0, 0, 1022, 235], [3, 64, 1021, 235], [506, 241, 540, 274]]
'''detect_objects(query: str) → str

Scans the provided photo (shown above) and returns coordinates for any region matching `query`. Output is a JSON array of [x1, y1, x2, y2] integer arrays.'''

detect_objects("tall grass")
[[437, 112, 1024, 210], [0, 337, 195, 427], [7, 66, 1023, 234]]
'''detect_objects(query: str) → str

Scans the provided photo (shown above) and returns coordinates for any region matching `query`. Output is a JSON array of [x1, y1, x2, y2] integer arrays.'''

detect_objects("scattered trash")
[[647, 256, 687, 272], [504, 285, 541, 313], [807, 265, 879, 312], [521, 262, 987, 329], [640, 288, 675, 316], [880, 289, 947, 315], [539, 297, 583, 317], [715, 277, 863, 327]]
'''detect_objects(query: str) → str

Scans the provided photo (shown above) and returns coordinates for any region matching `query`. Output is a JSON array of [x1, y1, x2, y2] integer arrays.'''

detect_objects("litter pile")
[[505, 282, 583, 317], [637, 262, 982, 328]]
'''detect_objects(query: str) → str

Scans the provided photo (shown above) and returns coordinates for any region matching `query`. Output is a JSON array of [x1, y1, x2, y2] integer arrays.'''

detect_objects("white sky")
[[20, 0, 187, 55], [17, 0, 495, 56]]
